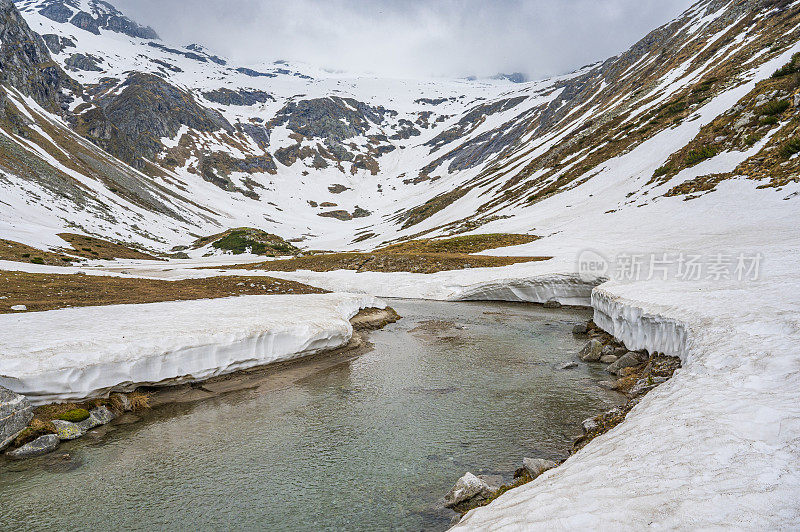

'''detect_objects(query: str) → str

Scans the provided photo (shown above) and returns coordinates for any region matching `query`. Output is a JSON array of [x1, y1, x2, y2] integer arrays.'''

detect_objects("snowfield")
[[0, 293, 384, 405]]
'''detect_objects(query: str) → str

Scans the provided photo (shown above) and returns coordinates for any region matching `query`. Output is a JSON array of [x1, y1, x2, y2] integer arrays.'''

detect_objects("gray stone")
[[0, 385, 33, 450], [51, 420, 85, 440], [559, 361, 578, 370], [88, 406, 115, 425], [522, 458, 557, 479], [613, 346, 628, 356], [72, 406, 116, 433], [600, 354, 618, 364], [579, 339, 603, 362], [543, 299, 562, 308], [572, 323, 588, 335], [597, 380, 621, 390], [794, 92, 800, 109], [444, 472, 495, 509], [5, 434, 59, 459], [606, 352, 642, 375], [628, 376, 669, 397], [601, 344, 615, 356], [477, 474, 504, 492], [582, 417, 599, 433]]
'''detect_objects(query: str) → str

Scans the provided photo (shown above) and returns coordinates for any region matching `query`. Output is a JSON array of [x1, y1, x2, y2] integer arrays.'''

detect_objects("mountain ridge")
[[0, 0, 797, 253]]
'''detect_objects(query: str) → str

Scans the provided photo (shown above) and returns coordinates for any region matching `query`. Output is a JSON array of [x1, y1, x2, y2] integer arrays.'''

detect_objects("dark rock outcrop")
[[0, 385, 33, 451], [203, 88, 274, 106], [40, 33, 76, 54], [0, 0, 74, 113], [64, 52, 103, 71], [74, 72, 233, 168]]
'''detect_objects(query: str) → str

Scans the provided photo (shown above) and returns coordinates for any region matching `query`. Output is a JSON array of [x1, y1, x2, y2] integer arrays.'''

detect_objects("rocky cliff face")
[[30, 0, 158, 39], [0, 0, 72, 113]]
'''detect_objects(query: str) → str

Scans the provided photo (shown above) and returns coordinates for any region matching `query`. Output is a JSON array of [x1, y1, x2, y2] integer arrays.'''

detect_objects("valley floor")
[[1, 178, 799, 528]]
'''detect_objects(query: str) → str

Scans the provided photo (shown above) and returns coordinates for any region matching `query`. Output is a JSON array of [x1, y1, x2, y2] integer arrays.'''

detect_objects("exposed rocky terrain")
[[0, 0, 796, 257]]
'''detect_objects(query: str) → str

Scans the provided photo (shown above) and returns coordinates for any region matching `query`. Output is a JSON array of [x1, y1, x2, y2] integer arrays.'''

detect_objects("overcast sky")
[[115, 0, 695, 79]]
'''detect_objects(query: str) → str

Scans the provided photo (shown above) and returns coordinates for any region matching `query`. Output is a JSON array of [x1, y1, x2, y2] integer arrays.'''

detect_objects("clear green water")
[[0, 299, 621, 531]]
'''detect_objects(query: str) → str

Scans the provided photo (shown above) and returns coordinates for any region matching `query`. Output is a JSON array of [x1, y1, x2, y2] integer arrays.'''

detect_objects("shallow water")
[[0, 299, 622, 531]]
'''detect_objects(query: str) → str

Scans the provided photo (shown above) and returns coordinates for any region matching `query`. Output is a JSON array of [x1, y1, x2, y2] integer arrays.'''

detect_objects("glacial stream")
[[0, 299, 623, 530]]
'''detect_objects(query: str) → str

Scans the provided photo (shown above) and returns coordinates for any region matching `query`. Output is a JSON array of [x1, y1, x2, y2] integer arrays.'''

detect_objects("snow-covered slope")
[[1, 0, 797, 254]]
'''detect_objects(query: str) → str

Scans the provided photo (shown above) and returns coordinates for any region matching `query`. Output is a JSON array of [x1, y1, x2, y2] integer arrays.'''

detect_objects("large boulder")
[[444, 472, 496, 512], [606, 352, 642, 375], [6, 434, 59, 459], [51, 419, 84, 440], [51, 406, 116, 440], [0, 385, 33, 451], [579, 339, 603, 362], [522, 458, 557, 479]]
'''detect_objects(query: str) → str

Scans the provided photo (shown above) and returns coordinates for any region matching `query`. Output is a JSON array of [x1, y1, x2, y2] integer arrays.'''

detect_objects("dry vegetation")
[[377, 233, 539, 254], [0, 271, 326, 314], [0, 233, 157, 266], [56, 233, 158, 260], [232, 252, 547, 274]]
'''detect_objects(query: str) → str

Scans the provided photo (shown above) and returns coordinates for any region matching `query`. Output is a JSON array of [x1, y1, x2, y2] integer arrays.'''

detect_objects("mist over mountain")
[[113, 0, 695, 78]]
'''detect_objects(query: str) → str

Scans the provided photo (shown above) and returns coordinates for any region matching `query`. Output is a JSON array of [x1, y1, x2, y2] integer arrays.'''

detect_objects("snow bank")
[[0, 293, 384, 405], [452, 272, 800, 529]]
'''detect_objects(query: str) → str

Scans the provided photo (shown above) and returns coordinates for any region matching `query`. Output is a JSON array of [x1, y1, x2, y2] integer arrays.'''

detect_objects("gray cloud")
[[115, 0, 695, 79]]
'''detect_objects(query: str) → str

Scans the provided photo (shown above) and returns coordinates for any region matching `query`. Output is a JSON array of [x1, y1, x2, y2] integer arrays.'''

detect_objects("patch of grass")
[[56, 408, 90, 422], [30, 257, 44, 265], [760, 116, 779, 126], [685, 146, 717, 166], [780, 137, 800, 158], [759, 99, 790, 116], [0, 271, 326, 314], [652, 165, 671, 178], [233, 252, 549, 274], [198, 228, 299, 256], [377, 234, 539, 254], [128, 392, 151, 411], [58, 233, 157, 260]]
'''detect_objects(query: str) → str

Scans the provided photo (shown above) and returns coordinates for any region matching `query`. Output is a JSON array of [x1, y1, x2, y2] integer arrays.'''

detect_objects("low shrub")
[[652, 165, 671, 178], [686, 146, 717, 166], [780, 137, 800, 158], [760, 99, 790, 116], [772, 52, 800, 78]]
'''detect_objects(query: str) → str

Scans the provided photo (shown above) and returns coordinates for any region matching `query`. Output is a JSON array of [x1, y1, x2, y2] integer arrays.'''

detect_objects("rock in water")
[[600, 354, 618, 364], [444, 472, 496, 512], [606, 352, 642, 375], [579, 339, 603, 362], [52, 406, 116, 440], [522, 458, 557, 479], [6, 434, 59, 459], [0, 385, 33, 451], [582, 417, 599, 433], [86, 406, 115, 426], [51, 420, 84, 440], [543, 299, 562, 308], [572, 323, 588, 335]]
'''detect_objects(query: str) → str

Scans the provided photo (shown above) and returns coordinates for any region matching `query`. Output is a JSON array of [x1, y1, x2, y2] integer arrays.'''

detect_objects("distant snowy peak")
[[14, 0, 159, 39]]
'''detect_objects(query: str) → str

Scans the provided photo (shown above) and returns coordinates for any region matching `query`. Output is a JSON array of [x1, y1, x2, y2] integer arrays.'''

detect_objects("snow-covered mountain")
[[1, 0, 798, 252]]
